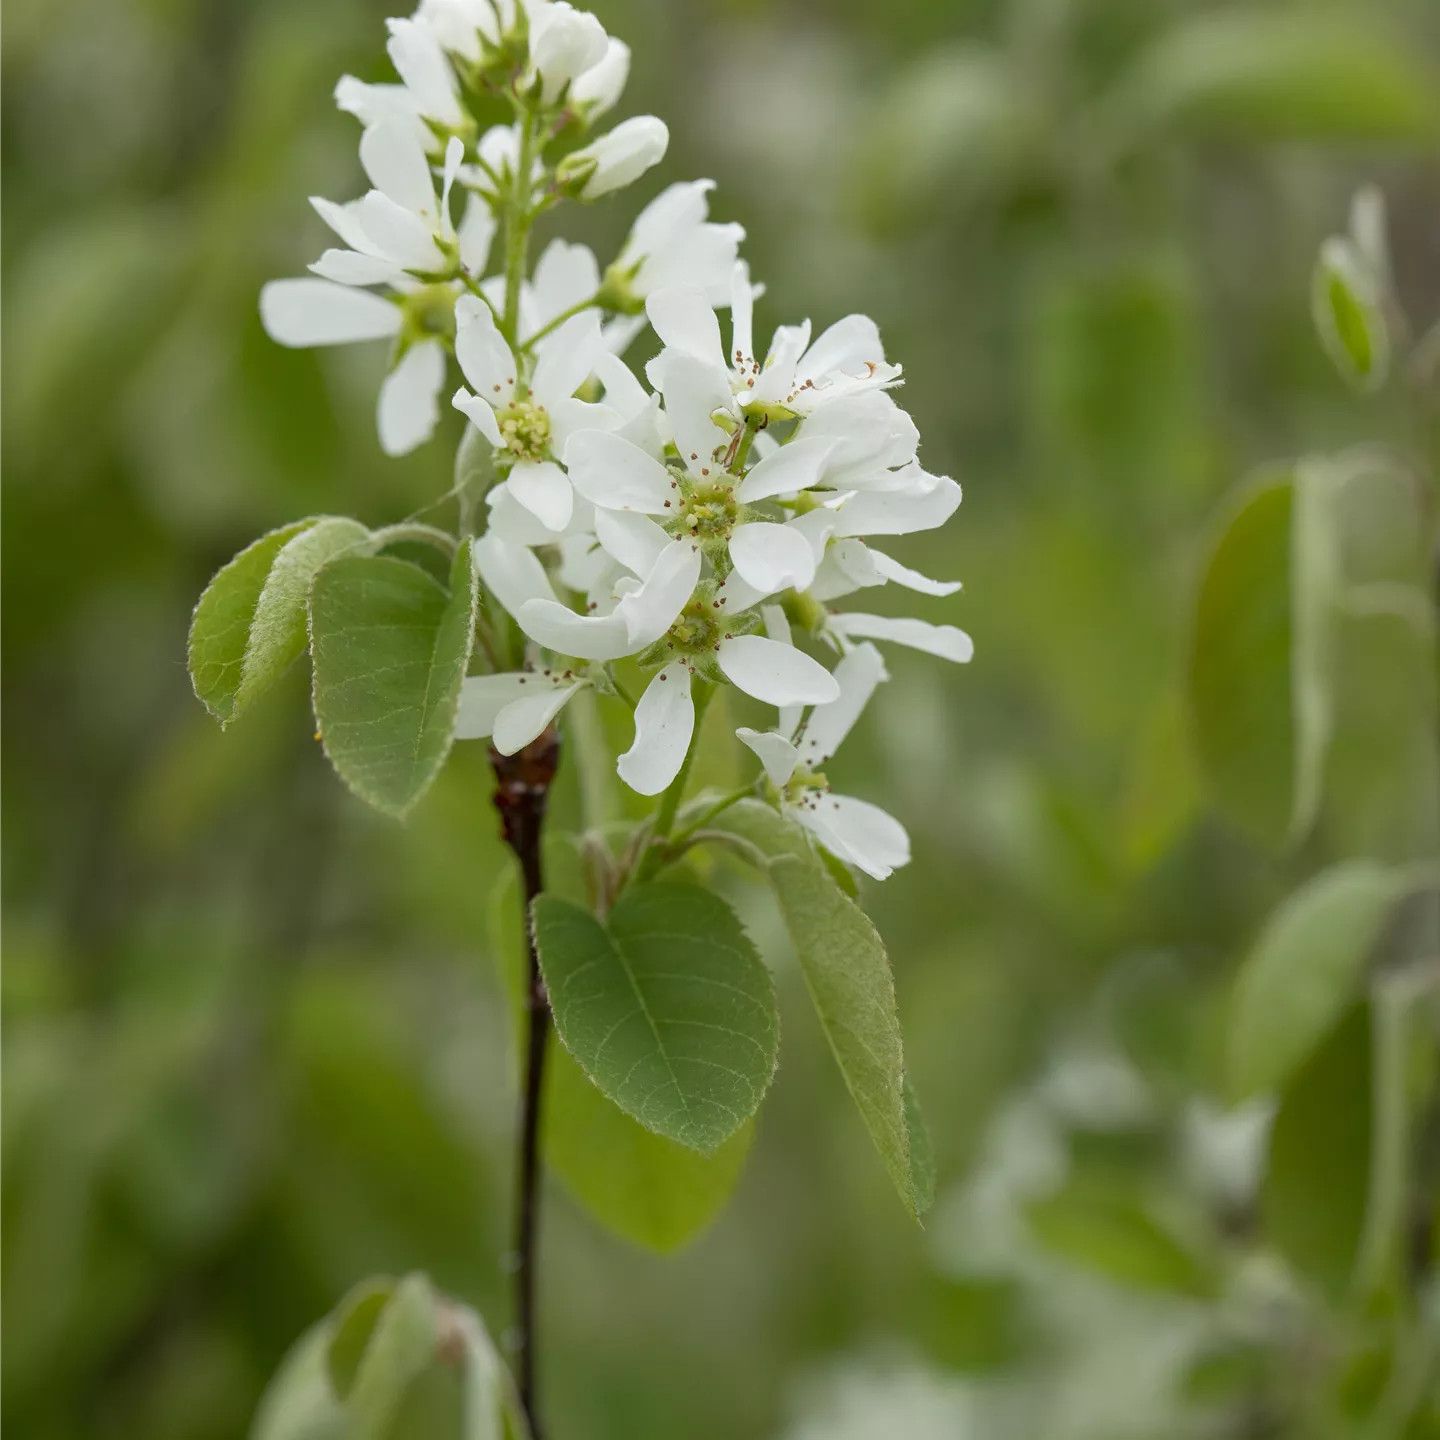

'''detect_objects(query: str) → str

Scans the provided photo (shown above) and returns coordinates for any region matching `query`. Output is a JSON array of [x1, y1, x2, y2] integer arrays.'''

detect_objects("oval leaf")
[[1228, 860, 1399, 1102], [532, 882, 778, 1155], [705, 799, 926, 1219], [1187, 474, 1295, 849], [309, 548, 478, 818], [1262, 1004, 1374, 1300], [489, 853, 754, 1252]]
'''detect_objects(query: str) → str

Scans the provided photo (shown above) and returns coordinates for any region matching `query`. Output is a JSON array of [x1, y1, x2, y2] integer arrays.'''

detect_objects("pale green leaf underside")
[[190, 519, 316, 724], [533, 882, 778, 1155], [710, 799, 925, 1218], [189, 516, 371, 726], [1228, 860, 1399, 1102], [309, 550, 478, 819]]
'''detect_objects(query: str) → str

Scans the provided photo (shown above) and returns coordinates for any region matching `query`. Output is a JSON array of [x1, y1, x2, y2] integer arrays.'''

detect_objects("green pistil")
[[664, 475, 740, 566], [496, 397, 552, 462]]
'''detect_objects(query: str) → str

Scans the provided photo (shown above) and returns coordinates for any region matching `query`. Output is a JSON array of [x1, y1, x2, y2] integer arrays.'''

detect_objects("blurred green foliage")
[[5, 0, 1440, 1437]]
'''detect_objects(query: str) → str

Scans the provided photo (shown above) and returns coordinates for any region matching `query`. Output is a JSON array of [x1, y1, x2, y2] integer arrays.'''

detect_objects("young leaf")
[[309, 547, 478, 818], [191, 517, 367, 725], [251, 1320, 353, 1440], [705, 799, 927, 1219], [903, 1076, 937, 1217], [1313, 238, 1389, 393], [1262, 1004, 1373, 1301], [489, 855, 754, 1252], [1187, 474, 1295, 849], [1229, 861, 1399, 1103], [345, 1274, 439, 1436], [532, 882, 779, 1155]]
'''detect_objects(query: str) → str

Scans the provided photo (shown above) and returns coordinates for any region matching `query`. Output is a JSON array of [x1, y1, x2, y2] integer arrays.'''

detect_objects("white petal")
[[762, 603, 792, 646], [516, 599, 633, 660], [594, 507, 671, 577], [548, 397, 620, 451], [360, 119, 437, 219], [728, 521, 816, 597], [573, 115, 668, 199], [355, 191, 446, 271], [617, 667, 695, 795], [830, 472, 962, 537], [623, 180, 715, 268], [439, 135, 464, 237], [730, 259, 757, 360], [377, 341, 444, 456], [309, 249, 409, 287], [456, 672, 570, 741], [717, 635, 839, 706], [493, 681, 586, 755], [259, 279, 400, 346], [827, 612, 973, 663], [637, 222, 745, 303], [533, 310, 603, 408], [715, 571, 769, 614], [310, 196, 385, 256], [507, 460, 573, 532], [571, 35, 630, 115], [471, 533, 558, 615], [453, 387, 503, 446], [751, 319, 810, 404], [649, 350, 733, 473], [385, 18, 465, 126], [735, 437, 837, 502], [868, 548, 963, 596], [594, 351, 649, 421], [796, 643, 887, 766], [530, 239, 600, 335], [458, 195, 496, 274], [645, 285, 726, 370], [564, 430, 674, 513], [736, 727, 801, 787], [454, 298, 516, 402], [615, 540, 700, 647], [485, 483, 575, 546], [793, 793, 910, 880]]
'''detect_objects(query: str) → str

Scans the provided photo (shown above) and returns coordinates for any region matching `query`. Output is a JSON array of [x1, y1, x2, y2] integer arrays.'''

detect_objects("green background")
[[5, 0, 1439, 1435]]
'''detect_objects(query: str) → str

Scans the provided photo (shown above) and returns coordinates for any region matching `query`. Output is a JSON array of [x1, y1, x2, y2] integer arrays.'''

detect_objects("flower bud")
[[527, 2, 608, 106], [557, 116, 669, 200], [571, 37, 631, 118]]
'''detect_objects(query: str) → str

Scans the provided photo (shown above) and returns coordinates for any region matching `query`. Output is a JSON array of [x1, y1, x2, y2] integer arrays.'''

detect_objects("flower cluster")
[[259, 0, 970, 880]]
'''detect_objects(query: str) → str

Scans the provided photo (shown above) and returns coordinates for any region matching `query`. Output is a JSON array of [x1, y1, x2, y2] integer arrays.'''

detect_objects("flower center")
[[496, 399, 552, 462], [401, 283, 459, 342], [668, 478, 737, 544]]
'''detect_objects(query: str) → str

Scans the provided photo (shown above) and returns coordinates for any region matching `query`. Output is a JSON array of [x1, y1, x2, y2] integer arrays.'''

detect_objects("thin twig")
[[490, 726, 561, 1440]]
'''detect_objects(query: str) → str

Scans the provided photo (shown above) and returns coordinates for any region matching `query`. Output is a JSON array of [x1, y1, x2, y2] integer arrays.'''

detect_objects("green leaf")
[[705, 799, 926, 1218], [903, 1076, 936, 1217], [532, 882, 778, 1154], [1026, 1185, 1216, 1298], [309, 547, 478, 818], [1313, 238, 1390, 393], [347, 1274, 440, 1438], [252, 1321, 354, 1440], [489, 853, 754, 1252], [1114, 13, 1439, 145], [191, 518, 370, 724], [1262, 1004, 1373, 1300], [1187, 474, 1295, 849], [327, 1280, 397, 1401], [1288, 458, 1346, 844], [1230, 861, 1399, 1104]]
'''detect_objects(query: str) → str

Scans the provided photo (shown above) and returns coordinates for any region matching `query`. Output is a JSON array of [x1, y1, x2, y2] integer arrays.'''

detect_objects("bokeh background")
[[5, 0, 1440, 1436]]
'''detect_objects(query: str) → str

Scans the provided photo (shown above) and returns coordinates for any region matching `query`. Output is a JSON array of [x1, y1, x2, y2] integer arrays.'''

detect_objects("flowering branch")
[[190, 0, 970, 1432]]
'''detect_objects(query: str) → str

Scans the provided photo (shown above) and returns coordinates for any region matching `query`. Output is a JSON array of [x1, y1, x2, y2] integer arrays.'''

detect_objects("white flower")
[[259, 130, 495, 457], [385, 16, 468, 130], [611, 180, 745, 305], [570, 36, 630, 117], [646, 263, 902, 423], [736, 640, 910, 880], [452, 296, 619, 530], [526, 1, 608, 105], [414, 0, 511, 61], [559, 115, 669, 200], [334, 76, 435, 154]]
